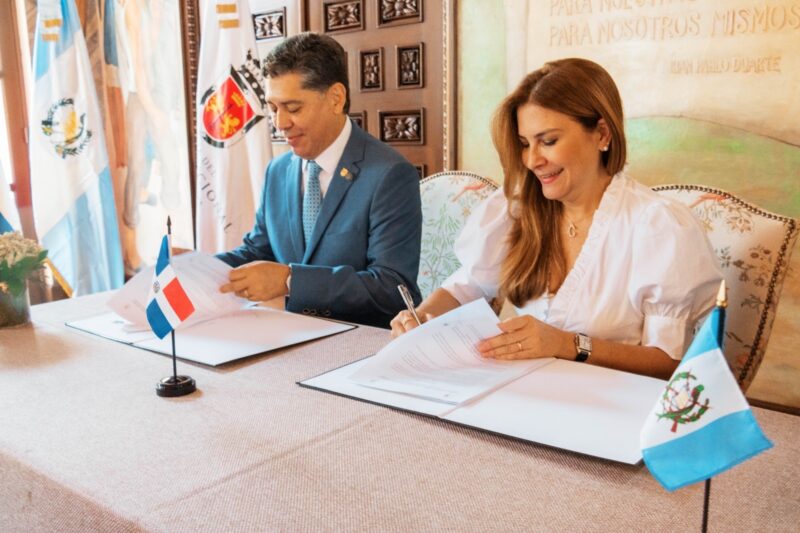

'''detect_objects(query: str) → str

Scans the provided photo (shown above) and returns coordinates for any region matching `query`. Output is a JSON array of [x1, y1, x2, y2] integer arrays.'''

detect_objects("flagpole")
[[156, 216, 196, 398], [168, 217, 178, 382], [171, 332, 178, 379], [715, 279, 727, 346], [702, 280, 727, 533]]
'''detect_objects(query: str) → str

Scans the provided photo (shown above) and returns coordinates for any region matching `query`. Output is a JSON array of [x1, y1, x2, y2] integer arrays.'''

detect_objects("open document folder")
[[300, 299, 666, 464], [66, 252, 355, 366]]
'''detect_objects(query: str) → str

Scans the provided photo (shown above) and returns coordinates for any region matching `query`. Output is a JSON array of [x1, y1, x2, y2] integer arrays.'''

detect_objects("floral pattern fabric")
[[653, 185, 799, 390], [418, 172, 498, 299]]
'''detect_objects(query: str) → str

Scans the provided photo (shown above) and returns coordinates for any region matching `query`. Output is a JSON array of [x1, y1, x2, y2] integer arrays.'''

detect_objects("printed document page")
[[67, 252, 357, 365], [107, 251, 246, 329], [348, 299, 548, 405]]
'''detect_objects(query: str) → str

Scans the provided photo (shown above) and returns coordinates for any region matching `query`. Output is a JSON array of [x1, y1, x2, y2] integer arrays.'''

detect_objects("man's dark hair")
[[263, 32, 350, 113]]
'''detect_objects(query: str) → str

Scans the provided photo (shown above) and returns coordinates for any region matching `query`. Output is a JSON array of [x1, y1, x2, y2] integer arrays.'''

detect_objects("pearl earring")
[[601, 144, 609, 152]]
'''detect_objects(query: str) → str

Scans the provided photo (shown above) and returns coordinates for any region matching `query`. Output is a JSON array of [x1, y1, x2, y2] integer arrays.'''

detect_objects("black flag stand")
[[701, 280, 728, 533], [156, 216, 196, 398]]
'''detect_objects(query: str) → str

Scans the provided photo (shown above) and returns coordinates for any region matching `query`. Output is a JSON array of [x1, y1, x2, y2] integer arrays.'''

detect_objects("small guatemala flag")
[[640, 305, 773, 491], [145, 236, 195, 339]]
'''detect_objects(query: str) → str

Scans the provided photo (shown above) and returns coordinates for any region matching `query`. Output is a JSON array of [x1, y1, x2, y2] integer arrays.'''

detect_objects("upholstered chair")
[[653, 184, 799, 391], [418, 171, 499, 300]]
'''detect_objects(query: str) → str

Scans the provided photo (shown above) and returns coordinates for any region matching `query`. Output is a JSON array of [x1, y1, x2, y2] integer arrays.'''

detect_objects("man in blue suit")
[[218, 33, 422, 328]]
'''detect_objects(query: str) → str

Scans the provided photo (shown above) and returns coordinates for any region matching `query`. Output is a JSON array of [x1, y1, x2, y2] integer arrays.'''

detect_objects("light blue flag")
[[29, 0, 123, 295], [0, 165, 20, 234], [0, 213, 12, 234], [640, 307, 773, 491]]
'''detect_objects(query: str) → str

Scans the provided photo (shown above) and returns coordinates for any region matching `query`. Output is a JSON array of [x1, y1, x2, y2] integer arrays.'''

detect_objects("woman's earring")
[[600, 144, 609, 152]]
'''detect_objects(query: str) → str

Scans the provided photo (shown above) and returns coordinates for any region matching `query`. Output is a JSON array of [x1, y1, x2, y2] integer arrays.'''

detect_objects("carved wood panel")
[[253, 8, 287, 40], [379, 109, 424, 144], [306, 0, 454, 176], [378, 0, 423, 27], [397, 43, 423, 89], [359, 48, 384, 91], [323, 0, 365, 33]]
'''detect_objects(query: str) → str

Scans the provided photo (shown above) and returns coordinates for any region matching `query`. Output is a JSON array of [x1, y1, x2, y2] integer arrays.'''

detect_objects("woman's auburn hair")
[[491, 58, 627, 307]]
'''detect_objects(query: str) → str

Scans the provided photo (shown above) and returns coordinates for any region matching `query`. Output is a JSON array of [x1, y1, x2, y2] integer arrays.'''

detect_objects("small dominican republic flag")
[[640, 307, 773, 491], [145, 236, 195, 339]]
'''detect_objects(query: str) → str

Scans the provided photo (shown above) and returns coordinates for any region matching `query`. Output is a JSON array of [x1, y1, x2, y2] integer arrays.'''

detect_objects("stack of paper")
[[349, 299, 550, 405]]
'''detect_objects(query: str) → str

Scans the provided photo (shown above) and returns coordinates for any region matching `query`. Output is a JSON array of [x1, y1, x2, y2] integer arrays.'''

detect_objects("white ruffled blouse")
[[442, 174, 723, 360]]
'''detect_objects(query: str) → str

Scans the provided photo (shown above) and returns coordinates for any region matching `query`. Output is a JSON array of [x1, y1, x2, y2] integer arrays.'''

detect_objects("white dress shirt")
[[441, 174, 723, 360], [302, 118, 352, 198]]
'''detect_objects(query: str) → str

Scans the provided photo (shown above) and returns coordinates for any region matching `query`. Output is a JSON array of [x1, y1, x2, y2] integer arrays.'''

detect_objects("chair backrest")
[[418, 171, 499, 300], [653, 184, 799, 390]]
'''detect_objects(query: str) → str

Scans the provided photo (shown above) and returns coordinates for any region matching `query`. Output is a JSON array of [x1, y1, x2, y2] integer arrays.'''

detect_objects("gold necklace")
[[565, 213, 594, 238], [567, 219, 579, 238]]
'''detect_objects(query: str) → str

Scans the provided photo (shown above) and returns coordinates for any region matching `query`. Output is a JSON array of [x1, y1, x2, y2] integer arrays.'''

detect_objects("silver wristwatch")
[[574, 333, 592, 362]]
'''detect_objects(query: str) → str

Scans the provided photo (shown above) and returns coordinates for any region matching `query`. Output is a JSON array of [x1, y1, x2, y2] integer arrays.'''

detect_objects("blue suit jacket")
[[217, 122, 422, 328]]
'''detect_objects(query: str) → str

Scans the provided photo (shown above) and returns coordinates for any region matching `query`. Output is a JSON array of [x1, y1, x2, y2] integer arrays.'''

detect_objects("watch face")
[[577, 334, 592, 352]]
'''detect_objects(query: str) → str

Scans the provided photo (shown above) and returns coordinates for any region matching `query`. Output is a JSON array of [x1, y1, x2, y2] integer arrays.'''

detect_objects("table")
[[1, 294, 798, 532]]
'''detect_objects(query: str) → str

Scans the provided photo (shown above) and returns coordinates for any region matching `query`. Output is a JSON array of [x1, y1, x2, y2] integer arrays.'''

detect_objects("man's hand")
[[219, 261, 290, 302]]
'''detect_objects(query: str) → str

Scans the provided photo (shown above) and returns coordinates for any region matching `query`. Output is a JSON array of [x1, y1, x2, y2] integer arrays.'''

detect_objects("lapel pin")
[[340, 167, 352, 180]]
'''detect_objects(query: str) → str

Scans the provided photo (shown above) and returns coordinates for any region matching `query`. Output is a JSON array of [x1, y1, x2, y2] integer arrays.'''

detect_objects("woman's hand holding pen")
[[390, 309, 435, 338], [390, 288, 462, 338], [393, 284, 440, 338]]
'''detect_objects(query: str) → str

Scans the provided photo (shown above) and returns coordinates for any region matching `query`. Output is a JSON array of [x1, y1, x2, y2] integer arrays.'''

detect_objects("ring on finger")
[[516, 341, 523, 351], [243, 289, 250, 298]]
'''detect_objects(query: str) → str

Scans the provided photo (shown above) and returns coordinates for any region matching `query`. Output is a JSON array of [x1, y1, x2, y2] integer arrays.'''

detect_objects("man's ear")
[[328, 82, 347, 113]]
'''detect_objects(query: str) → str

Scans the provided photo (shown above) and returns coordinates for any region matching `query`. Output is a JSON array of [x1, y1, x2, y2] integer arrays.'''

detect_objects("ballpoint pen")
[[397, 284, 421, 326]]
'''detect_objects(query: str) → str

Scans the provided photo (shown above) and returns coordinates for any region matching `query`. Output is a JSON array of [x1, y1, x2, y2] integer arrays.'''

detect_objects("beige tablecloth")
[[1, 293, 798, 532]]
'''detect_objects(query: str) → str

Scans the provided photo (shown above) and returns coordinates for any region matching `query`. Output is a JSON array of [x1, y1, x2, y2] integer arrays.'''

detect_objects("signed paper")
[[349, 299, 549, 405]]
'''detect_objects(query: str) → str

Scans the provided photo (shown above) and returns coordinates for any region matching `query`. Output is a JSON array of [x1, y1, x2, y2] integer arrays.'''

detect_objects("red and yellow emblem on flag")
[[200, 65, 264, 148]]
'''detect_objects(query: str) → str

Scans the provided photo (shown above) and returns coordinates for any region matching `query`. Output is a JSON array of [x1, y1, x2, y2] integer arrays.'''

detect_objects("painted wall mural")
[[517, 0, 799, 206]]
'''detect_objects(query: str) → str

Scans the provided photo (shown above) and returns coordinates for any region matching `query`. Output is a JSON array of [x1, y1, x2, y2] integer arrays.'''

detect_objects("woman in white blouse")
[[391, 58, 722, 379]]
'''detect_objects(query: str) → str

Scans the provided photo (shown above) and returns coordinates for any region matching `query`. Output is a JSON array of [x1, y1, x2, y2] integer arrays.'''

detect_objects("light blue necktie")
[[302, 160, 322, 248]]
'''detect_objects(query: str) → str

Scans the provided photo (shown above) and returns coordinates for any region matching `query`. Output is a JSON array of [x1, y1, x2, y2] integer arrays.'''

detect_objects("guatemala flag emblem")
[[145, 236, 195, 339], [640, 306, 773, 491]]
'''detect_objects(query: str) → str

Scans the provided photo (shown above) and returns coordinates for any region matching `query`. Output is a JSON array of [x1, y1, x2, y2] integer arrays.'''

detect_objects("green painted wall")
[[457, 0, 505, 183]]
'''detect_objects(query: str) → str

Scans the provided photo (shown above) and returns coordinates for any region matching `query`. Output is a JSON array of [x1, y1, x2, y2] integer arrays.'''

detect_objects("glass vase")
[[0, 288, 30, 328]]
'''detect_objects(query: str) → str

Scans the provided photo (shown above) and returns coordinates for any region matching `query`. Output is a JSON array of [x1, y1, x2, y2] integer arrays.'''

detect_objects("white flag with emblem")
[[29, 0, 123, 295], [195, 0, 272, 253]]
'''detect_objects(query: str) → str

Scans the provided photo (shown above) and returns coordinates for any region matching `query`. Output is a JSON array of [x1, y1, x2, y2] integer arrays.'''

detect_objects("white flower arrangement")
[[0, 231, 47, 297]]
